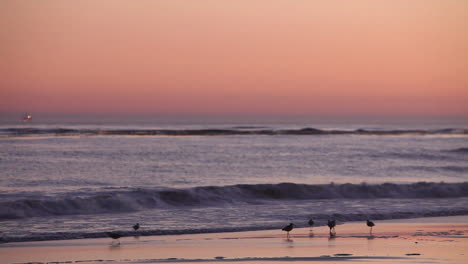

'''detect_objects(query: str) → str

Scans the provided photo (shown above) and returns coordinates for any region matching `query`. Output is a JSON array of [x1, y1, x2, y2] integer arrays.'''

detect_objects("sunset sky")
[[1, 0, 467, 118]]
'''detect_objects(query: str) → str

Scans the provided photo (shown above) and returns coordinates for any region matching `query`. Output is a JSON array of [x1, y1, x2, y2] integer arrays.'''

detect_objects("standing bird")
[[366, 219, 375, 235], [327, 219, 336, 236], [282, 223, 295, 239], [133, 223, 140, 231], [308, 219, 315, 237], [106, 232, 122, 245]]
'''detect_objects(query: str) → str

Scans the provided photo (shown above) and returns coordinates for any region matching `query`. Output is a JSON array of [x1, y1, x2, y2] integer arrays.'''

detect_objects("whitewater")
[[0, 120, 467, 242]]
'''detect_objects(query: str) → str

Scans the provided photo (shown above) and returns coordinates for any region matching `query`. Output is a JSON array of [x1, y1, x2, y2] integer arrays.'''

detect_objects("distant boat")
[[22, 113, 32, 122]]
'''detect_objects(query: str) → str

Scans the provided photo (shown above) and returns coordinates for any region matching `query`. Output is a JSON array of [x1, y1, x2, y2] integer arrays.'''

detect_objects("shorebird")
[[308, 219, 315, 237], [327, 219, 336, 236], [282, 223, 295, 239], [106, 232, 122, 244], [133, 223, 140, 231], [366, 219, 375, 235]]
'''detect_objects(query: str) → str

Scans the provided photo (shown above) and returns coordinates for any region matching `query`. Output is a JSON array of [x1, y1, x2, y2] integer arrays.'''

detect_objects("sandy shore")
[[1, 216, 467, 264]]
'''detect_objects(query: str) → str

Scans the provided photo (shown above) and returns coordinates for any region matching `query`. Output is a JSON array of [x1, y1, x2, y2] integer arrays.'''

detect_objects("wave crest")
[[448, 147, 468, 154], [1, 182, 467, 220]]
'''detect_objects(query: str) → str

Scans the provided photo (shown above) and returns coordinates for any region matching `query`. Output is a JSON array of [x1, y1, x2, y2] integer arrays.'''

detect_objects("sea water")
[[0, 118, 467, 242]]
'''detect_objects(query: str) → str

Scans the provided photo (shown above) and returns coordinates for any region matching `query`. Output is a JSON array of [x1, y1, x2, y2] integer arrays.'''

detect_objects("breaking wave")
[[1, 127, 467, 137], [1, 182, 467, 220]]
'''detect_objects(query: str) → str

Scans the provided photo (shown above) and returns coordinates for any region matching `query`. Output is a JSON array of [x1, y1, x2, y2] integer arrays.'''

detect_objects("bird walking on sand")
[[282, 223, 295, 239], [133, 223, 140, 231], [308, 219, 314, 230], [106, 232, 122, 245], [366, 219, 375, 235], [327, 219, 336, 236]]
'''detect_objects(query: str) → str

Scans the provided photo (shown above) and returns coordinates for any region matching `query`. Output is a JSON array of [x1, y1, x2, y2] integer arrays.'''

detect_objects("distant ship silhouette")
[[22, 113, 32, 122]]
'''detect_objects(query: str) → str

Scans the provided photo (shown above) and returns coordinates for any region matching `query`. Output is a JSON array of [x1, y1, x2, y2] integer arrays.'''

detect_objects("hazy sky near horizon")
[[1, 0, 467, 116]]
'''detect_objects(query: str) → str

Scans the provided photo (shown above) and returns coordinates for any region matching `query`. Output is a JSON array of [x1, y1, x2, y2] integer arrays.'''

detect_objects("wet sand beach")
[[1, 216, 467, 264]]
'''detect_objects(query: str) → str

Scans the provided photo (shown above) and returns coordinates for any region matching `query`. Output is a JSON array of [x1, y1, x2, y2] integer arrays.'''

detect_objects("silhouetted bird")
[[282, 223, 295, 239], [327, 219, 336, 236], [133, 223, 140, 231], [106, 232, 122, 244], [366, 219, 375, 235]]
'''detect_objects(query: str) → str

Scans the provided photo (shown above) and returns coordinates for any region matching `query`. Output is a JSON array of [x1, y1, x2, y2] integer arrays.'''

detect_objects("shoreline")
[[2, 212, 468, 244], [1, 215, 467, 264]]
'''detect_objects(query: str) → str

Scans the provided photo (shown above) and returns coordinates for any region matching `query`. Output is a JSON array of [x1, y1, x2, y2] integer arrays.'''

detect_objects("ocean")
[[0, 117, 467, 242]]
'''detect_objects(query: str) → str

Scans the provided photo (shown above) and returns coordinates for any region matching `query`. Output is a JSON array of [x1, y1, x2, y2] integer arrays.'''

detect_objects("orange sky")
[[1, 0, 467, 116]]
